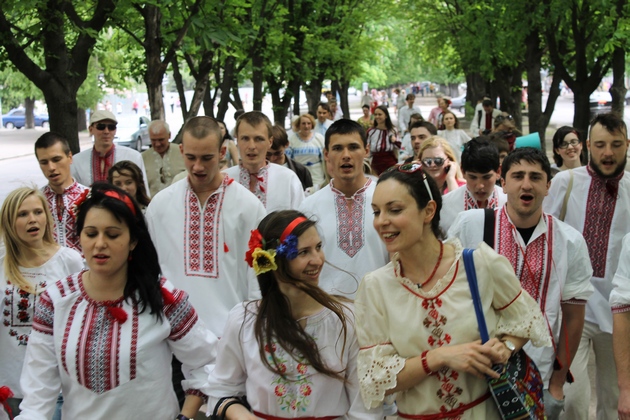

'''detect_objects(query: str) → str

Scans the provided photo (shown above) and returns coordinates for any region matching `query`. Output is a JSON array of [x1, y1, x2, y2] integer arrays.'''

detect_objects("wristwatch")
[[502, 339, 516, 356], [175, 415, 190, 420]]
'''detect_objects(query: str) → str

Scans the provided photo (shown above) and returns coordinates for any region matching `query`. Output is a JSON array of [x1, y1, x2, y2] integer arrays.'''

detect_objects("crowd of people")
[[0, 91, 629, 420]]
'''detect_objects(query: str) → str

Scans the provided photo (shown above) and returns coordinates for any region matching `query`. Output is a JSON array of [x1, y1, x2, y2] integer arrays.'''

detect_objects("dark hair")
[[34, 132, 71, 157], [325, 119, 367, 149], [501, 147, 551, 182], [406, 93, 416, 101], [182, 116, 223, 149], [487, 132, 510, 154], [377, 168, 443, 239], [461, 137, 500, 173], [75, 183, 163, 320], [107, 160, 151, 207], [251, 210, 349, 380], [410, 120, 438, 135], [317, 102, 332, 115], [235, 111, 273, 139], [271, 124, 289, 149], [372, 105, 395, 132], [361, 104, 370, 110], [216, 120, 233, 142], [441, 111, 459, 129], [552, 126, 586, 167], [482, 99, 493, 107], [590, 112, 628, 139]]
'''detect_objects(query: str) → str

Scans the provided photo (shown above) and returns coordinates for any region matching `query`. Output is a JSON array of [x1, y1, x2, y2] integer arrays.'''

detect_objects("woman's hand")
[[482, 337, 512, 365], [430, 340, 502, 379], [444, 159, 458, 182]]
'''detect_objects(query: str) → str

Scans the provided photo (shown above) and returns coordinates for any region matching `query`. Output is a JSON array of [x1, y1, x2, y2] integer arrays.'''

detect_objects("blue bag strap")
[[462, 248, 490, 344]]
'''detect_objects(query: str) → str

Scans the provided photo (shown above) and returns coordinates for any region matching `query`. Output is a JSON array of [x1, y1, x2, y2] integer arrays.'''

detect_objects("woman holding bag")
[[356, 162, 551, 419]]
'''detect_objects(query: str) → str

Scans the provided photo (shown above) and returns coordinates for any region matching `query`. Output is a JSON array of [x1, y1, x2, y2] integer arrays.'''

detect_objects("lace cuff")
[[495, 294, 551, 348], [357, 343, 405, 409]]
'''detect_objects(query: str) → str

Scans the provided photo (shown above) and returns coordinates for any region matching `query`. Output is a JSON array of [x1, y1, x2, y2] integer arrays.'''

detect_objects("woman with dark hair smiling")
[[205, 210, 381, 420], [16, 183, 217, 420], [366, 105, 399, 174], [355, 162, 550, 418], [552, 126, 587, 171]]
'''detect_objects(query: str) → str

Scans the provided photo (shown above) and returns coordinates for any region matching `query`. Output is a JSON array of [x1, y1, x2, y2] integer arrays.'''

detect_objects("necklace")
[[417, 240, 444, 288]]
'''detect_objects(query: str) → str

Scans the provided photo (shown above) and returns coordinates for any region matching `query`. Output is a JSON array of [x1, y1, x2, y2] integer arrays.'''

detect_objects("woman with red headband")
[[205, 210, 382, 420], [16, 183, 217, 419]]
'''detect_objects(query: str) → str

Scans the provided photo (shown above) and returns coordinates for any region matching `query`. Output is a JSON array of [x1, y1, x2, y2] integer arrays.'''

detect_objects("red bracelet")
[[421, 350, 435, 376]]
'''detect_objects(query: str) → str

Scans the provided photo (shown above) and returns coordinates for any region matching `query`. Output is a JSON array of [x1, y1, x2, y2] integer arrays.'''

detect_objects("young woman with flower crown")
[[15, 183, 217, 420], [204, 210, 382, 420]]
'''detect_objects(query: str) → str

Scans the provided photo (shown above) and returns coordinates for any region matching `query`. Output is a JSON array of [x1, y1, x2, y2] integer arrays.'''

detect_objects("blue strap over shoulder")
[[462, 248, 490, 344]]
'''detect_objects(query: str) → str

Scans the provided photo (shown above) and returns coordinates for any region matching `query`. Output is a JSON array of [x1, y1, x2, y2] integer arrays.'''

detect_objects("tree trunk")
[[43, 87, 81, 153], [231, 78, 244, 112], [492, 65, 523, 132], [171, 56, 189, 118], [77, 108, 87, 132], [336, 79, 351, 119], [525, 31, 544, 149], [251, 50, 264, 112], [24, 98, 35, 129], [217, 56, 236, 121], [143, 5, 166, 121], [303, 78, 323, 115], [572, 90, 592, 137], [610, 46, 626, 116], [464, 72, 485, 118], [291, 81, 301, 118]]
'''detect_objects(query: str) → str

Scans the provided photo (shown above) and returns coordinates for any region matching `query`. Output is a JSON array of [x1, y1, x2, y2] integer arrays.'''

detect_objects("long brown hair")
[[250, 210, 350, 381]]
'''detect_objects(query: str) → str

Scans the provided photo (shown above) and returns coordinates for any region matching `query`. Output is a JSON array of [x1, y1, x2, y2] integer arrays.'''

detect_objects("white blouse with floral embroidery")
[[204, 302, 382, 420], [354, 239, 551, 419]]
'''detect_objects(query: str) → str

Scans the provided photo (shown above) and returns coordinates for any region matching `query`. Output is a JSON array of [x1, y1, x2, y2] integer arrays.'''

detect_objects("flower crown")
[[245, 216, 307, 275]]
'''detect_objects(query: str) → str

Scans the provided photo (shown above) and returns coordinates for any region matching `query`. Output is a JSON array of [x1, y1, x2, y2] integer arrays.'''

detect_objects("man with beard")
[[450, 148, 594, 420], [543, 112, 630, 420]]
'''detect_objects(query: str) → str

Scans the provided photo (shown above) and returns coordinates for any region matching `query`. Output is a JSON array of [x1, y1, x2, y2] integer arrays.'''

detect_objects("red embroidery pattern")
[[463, 188, 499, 211], [90, 145, 116, 184], [42, 182, 89, 251], [3, 282, 45, 345], [496, 208, 553, 304], [419, 297, 462, 413], [238, 164, 268, 207], [183, 177, 230, 278], [583, 167, 621, 278], [331, 179, 371, 257]]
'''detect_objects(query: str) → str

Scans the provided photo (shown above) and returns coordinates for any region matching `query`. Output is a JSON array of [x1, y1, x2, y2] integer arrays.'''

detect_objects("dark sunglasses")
[[94, 123, 117, 131], [384, 161, 434, 201], [494, 115, 513, 124], [421, 157, 445, 167], [266, 150, 284, 158]]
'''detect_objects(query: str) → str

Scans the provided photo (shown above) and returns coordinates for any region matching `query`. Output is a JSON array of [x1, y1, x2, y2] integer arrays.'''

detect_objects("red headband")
[[280, 216, 307, 242], [104, 190, 137, 216]]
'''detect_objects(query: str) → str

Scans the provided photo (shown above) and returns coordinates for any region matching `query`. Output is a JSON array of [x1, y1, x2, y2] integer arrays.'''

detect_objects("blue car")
[[2, 108, 49, 129]]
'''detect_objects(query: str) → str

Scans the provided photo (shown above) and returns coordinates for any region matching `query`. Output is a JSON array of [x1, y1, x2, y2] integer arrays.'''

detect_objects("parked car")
[[2, 108, 49, 129], [113, 116, 151, 151], [589, 91, 612, 119], [450, 94, 467, 113]]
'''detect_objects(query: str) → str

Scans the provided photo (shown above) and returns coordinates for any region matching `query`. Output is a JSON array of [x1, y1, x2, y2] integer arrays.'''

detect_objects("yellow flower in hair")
[[252, 248, 278, 275]]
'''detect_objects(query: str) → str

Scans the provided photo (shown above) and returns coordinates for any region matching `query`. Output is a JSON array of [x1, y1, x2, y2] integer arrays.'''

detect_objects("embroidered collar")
[[330, 177, 372, 199], [587, 163, 624, 197], [501, 206, 548, 246]]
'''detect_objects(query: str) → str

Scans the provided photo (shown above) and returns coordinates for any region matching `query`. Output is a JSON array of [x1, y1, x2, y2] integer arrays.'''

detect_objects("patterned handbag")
[[462, 248, 545, 420]]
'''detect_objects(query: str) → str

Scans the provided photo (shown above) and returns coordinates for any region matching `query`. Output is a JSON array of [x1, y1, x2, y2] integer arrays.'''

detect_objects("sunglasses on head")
[[384, 161, 434, 202], [494, 115, 513, 124], [421, 157, 445, 167], [94, 123, 117, 131]]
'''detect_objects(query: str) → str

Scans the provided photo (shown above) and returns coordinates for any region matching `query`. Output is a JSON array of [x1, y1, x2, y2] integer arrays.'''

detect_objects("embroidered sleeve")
[[477, 243, 551, 348], [354, 273, 405, 409], [610, 234, 630, 311], [32, 291, 54, 335], [165, 288, 199, 341]]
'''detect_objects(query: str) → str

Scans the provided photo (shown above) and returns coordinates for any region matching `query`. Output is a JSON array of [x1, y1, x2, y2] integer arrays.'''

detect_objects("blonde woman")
[[287, 114, 326, 187], [419, 137, 466, 195], [0, 187, 83, 416]]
